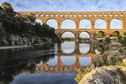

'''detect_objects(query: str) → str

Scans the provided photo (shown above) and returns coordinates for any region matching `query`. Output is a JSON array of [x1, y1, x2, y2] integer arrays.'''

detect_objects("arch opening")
[[95, 19, 106, 29], [110, 19, 122, 29], [46, 19, 57, 29], [61, 31, 75, 41], [79, 32, 90, 42], [110, 31, 120, 39], [61, 19, 76, 29], [35, 19, 43, 25], [61, 56, 75, 66], [79, 19, 91, 29], [94, 31, 104, 40]]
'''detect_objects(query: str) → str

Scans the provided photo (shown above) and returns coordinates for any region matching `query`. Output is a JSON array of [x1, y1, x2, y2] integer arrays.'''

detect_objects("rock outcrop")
[[79, 66, 126, 84]]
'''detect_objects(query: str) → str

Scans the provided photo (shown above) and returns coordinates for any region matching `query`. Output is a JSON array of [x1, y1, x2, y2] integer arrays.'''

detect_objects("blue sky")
[[0, 0, 126, 12], [0, 0, 124, 37]]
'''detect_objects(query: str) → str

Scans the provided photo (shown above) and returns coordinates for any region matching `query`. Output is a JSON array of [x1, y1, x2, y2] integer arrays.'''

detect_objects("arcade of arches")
[[19, 11, 126, 40]]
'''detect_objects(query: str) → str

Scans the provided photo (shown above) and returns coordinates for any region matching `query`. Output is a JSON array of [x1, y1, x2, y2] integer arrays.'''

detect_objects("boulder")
[[79, 66, 126, 84]]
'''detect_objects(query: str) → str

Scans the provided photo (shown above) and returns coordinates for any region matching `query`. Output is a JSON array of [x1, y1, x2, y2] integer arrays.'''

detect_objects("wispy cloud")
[[0, 0, 126, 11]]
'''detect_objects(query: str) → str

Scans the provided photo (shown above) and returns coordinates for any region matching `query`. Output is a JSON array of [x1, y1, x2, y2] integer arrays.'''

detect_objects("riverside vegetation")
[[75, 33, 126, 84], [0, 2, 59, 47]]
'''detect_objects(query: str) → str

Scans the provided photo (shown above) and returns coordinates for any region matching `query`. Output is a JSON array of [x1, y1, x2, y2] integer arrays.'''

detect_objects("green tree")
[[0, 23, 6, 41], [111, 32, 119, 37], [95, 32, 104, 39], [1, 2, 15, 17]]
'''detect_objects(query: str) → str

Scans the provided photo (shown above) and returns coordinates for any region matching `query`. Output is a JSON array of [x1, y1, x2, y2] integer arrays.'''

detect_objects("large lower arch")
[[110, 31, 120, 37], [79, 32, 90, 39], [94, 31, 104, 39], [79, 19, 91, 29], [61, 31, 75, 41], [61, 56, 75, 66], [61, 19, 76, 29], [61, 32, 75, 54], [35, 19, 43, 25], [95, 19, 106, 29], [46, 19, 57, 29], [110, 19, 122, 29]]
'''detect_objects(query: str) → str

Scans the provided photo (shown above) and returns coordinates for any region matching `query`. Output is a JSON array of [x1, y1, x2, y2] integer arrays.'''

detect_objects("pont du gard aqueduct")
[[19, 11, 126, 40]]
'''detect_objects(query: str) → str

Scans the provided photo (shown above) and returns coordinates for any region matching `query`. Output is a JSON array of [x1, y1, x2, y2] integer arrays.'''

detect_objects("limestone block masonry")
[[19, 11, 126, 40]]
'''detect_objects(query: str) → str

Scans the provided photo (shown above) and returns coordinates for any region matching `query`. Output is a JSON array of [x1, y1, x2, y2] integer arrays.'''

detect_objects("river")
[[0, 42, 104, 84]]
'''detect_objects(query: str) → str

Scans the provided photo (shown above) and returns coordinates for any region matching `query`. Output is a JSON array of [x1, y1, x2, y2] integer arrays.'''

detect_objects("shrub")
[[75, 67, 91, 83]]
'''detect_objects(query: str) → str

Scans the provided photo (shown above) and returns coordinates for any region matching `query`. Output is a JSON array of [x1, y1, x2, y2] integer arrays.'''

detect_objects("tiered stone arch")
[[46, 18, 58, 29], [110, 18, 123, 29], [94, 19, 107, 29], [19, 11, 126, 40]]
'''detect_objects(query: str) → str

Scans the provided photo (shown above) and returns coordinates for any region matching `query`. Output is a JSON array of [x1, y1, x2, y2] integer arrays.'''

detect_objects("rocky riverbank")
[[79, 65, 126, 84], [79, 40, 126, 84]]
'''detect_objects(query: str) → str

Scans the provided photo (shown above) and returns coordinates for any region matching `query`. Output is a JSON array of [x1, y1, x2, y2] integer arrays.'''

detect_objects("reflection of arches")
[[61, 42, 75, 54], [94, 45, 104, 54], [79, 43, 90, 54], [61, 19, 76, 29], [79, 31, 90, 39], [110, 19, 122, 29], [35, 19, 43, 25], [79, 19, 91, 29], [79, 57, 91, 66], [46, 19, 57, 29], [47, 56, 57, 66], [61, 56, 75, 66], [95, 19, 106, 29]]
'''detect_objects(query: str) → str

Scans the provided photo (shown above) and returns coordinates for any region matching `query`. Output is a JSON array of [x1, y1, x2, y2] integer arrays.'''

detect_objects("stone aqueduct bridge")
[[19, 11, 126, 40]]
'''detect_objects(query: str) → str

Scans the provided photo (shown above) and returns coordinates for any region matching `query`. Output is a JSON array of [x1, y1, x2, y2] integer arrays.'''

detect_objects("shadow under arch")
[[46, 18, 58, 29], [110, 19, 122, 29], [95, 19, 106, 29], [61, 56, 76, 66], [61, 19, 76, 29], [79, 19, 91, 29]]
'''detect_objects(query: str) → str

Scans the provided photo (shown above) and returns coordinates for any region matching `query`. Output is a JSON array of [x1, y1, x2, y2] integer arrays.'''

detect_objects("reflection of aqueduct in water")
[[19, 11, 126, 40], [31, 44, 99, 73]]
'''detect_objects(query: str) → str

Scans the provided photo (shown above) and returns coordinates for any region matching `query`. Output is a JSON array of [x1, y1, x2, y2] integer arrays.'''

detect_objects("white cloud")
[[0, 0, 126, 11]]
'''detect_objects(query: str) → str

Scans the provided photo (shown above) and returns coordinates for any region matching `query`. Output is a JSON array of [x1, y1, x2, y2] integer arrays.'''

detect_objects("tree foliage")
[[0, 23, 6, 41], [95, 31, 104, 39], [0, 2, 59, 43], [111, 32, 119, 37]]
